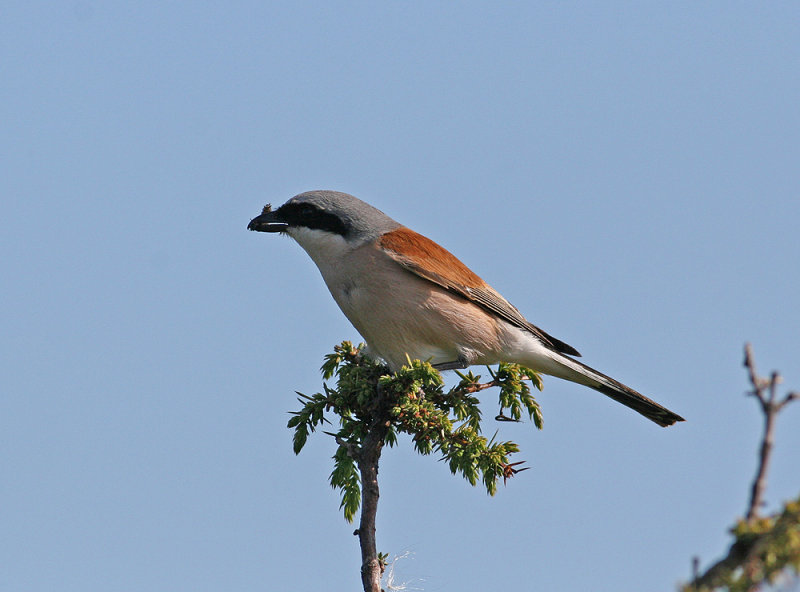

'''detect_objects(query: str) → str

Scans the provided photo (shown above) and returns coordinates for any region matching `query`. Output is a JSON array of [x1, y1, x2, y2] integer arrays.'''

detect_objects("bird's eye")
[[278, 201, 347, 235], [298, 204, 316, 217]]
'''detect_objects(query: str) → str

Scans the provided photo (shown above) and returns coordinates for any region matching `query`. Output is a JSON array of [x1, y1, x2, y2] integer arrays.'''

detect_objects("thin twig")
[[326, 432, 362, 460], [744, 343, 784, 521], [460, 378, 504, 394]]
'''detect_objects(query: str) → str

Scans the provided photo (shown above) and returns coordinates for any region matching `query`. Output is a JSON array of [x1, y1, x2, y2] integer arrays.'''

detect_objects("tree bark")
[[743, 344, 795, 521], [356, 418, 388, 592], [746, 399, 776, 521]]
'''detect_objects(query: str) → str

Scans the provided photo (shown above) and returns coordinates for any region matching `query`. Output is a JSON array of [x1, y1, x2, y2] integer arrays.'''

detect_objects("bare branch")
[[688, 343, 798, 590], [744, 344, 794, 521], [743, 342, 768, 410], [781, 391, 799, 409], [683, 343, 800, 592]]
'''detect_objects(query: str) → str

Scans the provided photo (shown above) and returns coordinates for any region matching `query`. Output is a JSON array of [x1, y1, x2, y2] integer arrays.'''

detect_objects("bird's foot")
[[432, 357, 469, 371]]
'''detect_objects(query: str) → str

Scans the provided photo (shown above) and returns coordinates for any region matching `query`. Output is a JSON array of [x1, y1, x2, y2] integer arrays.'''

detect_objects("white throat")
[[286, 227, 356, 272]]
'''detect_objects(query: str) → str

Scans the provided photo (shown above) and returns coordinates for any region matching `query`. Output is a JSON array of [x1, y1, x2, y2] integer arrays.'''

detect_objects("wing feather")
[[379, 228, 581, 357]]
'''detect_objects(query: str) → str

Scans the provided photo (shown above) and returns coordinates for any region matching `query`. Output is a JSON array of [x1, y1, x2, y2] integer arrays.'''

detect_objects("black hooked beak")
[[247, 204, 288, 233]]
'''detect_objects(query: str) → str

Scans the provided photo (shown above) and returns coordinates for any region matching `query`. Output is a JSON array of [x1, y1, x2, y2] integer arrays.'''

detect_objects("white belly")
[[288, 228, 502, 369]]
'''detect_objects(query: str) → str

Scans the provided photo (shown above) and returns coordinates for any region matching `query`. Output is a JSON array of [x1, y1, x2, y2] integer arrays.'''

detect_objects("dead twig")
[[743, 343, 796, 521], [687, 343, 797, 591]]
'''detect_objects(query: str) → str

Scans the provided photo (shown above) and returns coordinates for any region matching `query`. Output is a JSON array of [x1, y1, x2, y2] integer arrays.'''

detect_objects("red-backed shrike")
[[248, 190, 684, 427]]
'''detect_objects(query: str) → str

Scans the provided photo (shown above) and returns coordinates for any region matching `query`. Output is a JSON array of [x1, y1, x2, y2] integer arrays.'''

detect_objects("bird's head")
[[247, 190, 401, 251]]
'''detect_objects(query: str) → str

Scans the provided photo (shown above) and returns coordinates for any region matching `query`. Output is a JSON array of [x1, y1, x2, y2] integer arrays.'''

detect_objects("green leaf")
[[329, 444, 362, 522], [287, 345, 546, 523], [292, 424, 309, 454]]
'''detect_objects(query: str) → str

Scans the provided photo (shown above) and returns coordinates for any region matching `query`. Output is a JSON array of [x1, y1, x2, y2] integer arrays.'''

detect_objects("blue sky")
[[2, 3, 799, 591]]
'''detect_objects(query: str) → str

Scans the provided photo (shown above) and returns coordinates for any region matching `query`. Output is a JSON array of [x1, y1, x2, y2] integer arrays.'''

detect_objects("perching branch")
[[355, 402, 390, 592], [287, 342, 544, 592]]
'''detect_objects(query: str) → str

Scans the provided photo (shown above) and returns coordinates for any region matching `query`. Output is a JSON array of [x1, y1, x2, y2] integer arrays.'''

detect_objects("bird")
[[248, 190, 684, 427]]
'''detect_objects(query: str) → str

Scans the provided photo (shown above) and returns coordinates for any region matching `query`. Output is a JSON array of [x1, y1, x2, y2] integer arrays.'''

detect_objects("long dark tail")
[[546, 353, 685, 427]]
